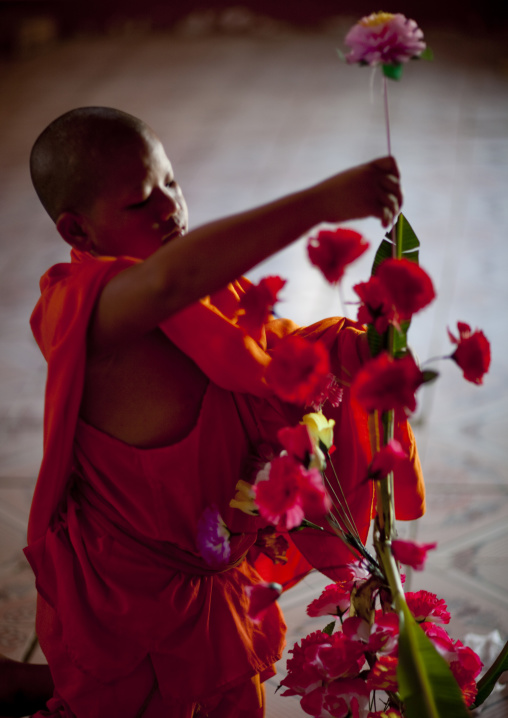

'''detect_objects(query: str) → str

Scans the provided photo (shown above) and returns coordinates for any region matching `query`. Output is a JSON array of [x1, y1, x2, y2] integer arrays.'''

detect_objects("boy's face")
[[83, 132, 188, 260]]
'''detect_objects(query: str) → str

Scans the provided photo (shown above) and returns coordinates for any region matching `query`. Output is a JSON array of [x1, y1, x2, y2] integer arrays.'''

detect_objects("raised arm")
[[90, 157, 401, 353]]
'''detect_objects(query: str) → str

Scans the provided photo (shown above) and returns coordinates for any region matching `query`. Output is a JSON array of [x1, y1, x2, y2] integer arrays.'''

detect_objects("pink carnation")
[[405, 590, 451, 624], [345, 12, 426, 67], [366, 655, 399, 692], [280, 631, 332, 697], [306, 582, 351, 617], [391, 538, 437, 571], [254, 454, 331, 530]]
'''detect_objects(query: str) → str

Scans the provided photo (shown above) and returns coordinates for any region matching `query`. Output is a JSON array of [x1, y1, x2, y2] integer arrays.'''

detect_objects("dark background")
[[2, 0, 508, 57]]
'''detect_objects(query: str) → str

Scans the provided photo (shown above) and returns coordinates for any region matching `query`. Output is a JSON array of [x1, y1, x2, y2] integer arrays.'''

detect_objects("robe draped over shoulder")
[[25, 248, 424, 706]]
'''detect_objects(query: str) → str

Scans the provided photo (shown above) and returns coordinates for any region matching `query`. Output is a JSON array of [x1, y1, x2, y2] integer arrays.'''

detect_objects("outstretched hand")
[[316, 156, 403, 228]]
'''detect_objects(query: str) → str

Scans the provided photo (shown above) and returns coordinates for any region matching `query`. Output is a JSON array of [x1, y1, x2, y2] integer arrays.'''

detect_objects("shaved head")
[[30, 107, 154, 221]]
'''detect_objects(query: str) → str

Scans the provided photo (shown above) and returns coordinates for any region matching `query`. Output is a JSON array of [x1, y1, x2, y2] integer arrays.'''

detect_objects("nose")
[[155, 186, 179, 221]]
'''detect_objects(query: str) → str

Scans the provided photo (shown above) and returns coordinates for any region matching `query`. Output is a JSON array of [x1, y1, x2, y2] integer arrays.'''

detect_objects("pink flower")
[[245, 581, 282, 623], [405, 590, 451, 624], [306, 582, 351, 617], [238, 275, 286, 341], [277, 423, 314, 463], [354, 276, 395, 334], [448, 321, 491, 385], [352, 352, 425, 414], [366, 655, 399, 692], [281, 631, 332, 697], [307, 228, 369, 284], [196, 506, 231, 568], [309, 373, 344, 412], [391, 538, 437, 571], [376, 258, 436, 322], [368, 439, 408, 480], [420, 623, 483, 707], [345, 12, 426, 67], [254, 455, 330, 530], [266, 335, 331, 405]]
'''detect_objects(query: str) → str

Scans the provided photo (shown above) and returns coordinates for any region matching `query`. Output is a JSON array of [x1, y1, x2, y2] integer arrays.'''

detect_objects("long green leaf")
[[371, 214, 420, 275], [396, 599, 471, 718], [472, 638, 508, 708]]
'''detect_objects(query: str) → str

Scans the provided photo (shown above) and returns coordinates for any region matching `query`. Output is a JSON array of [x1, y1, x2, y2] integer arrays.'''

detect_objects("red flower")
[[352, 352, 425, 414], [448, 322, 491, 385], [391, 538, 437, 571], [266, 335, 330, 405], [368, 439, 407, 480], [366, 655, 399, 692], [376, 258, 436, 321], [277, 423, 313, 463], [308, 228, 369, 284], [354, 276, 395, 334], [405, 590, 451, 624], [254, 455, 330, 530], [280, 631, 332, 696], [306, 582, 351, 617], [309, 632, 366, 681], [238, 275, 286, 341], [245, 581, 282, 623], [255, 526, 289, 565]]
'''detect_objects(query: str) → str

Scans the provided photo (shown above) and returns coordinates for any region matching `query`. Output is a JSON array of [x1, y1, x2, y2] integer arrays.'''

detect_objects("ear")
[[56, 211, 93, 252]]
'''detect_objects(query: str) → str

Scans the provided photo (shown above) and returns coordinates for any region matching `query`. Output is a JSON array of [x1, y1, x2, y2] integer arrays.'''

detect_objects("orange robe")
[[25, 249, 424, 715]]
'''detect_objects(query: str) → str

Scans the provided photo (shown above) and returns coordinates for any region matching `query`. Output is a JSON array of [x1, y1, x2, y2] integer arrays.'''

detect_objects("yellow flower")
[[360, 12, 395, 27], [229, 479, 258, 515], [301, 412, 335, 451]]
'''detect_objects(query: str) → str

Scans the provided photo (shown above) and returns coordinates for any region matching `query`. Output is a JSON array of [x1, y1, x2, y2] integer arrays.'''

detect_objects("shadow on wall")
[[1, 0, 507, 58]]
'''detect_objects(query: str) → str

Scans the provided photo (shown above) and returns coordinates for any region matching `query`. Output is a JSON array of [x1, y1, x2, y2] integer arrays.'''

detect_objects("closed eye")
[[127, 196, 150, 209]]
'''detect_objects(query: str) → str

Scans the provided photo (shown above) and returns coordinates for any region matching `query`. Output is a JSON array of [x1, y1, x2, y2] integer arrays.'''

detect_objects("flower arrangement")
[[196, 11, 506, 718]]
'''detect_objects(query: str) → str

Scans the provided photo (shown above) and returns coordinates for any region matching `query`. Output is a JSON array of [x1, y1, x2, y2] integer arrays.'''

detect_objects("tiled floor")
[[0, 9, 507, 716]]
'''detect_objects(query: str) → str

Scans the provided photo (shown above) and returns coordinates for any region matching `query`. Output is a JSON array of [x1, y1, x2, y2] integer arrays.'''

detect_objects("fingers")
[[373, 157, 403, 228]]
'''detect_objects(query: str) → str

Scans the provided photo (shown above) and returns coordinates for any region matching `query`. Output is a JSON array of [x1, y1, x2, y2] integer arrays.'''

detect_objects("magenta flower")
[[196, 506, 231, 568], [391, 537, 437, 571], [245, 581, 282, 623], [253, 454, 330, 530], [345, 12, 426, 68], [405, 590, 451, 624], [306, 582, 351, 617]]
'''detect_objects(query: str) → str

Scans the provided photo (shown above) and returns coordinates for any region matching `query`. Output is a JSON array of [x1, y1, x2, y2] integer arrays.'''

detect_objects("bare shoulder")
[[80, 329, 208, 447]]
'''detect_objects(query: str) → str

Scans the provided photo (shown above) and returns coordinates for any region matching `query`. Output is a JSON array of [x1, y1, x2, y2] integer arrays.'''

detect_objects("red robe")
[[25, 249, 424, 715]]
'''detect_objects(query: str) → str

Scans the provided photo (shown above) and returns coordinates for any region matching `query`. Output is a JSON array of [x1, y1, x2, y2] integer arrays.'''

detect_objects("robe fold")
[[25, 248, 424, 713]]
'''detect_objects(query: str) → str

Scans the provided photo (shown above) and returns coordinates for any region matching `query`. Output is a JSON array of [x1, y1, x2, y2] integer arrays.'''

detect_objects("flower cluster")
[[281, 566, 483, 715]]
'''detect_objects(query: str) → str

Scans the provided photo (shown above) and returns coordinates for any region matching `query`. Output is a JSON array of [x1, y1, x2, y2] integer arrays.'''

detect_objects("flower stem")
[[383, 75, 392, 157]]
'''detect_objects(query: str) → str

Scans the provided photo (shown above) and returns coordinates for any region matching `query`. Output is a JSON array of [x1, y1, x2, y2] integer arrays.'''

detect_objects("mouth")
[[161, 220, 186, 244]]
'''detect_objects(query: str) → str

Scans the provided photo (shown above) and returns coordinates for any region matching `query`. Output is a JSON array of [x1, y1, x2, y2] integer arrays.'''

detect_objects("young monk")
[[8, 106, 423, 717]]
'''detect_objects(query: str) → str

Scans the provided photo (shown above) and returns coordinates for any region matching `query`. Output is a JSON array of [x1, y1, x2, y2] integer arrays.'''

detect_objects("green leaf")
[[322, 620, 335, 636], [422, 369, 440, 384], [371, 214, 421, 276], [472, 638, 508, 708], [383, 63, 404, 80], [396, 599, 471, 718], [420, 47, 434, 61]]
